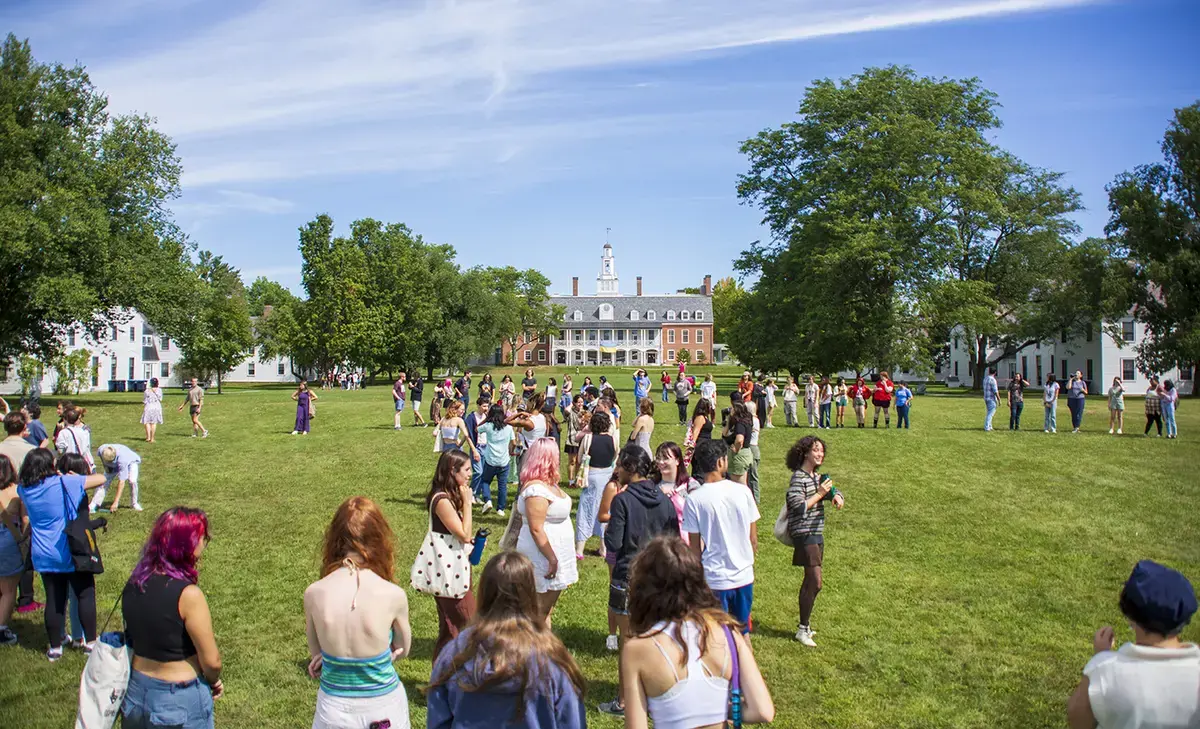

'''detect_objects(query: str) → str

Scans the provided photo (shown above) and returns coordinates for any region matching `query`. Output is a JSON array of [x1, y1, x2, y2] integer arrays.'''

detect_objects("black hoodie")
[[604, 478, 681, 582]]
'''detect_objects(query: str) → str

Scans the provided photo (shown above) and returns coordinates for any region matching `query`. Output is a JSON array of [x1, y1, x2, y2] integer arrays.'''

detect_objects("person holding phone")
[[784, 436, 844, 647], [1066, 370, 1088, 433]]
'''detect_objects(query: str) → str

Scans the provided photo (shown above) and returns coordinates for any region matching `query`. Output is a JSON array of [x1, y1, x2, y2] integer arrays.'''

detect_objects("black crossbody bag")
[[60, 477, 105, 574]]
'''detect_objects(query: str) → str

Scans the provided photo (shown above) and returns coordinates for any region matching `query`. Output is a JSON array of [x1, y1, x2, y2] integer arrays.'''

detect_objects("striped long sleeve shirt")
[[785, 469, 829, 542]]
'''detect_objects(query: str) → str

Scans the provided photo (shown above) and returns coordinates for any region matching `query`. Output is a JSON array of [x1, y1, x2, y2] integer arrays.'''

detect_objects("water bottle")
[[470, 529, 490, 565]]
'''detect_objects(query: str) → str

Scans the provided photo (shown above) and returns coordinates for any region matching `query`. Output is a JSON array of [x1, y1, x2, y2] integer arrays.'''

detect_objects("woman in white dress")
[[515, 438, 578, 630], [141, 377, 164, 443]]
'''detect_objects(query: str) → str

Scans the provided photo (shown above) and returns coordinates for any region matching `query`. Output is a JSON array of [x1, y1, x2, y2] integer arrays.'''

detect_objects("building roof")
[[550, 294, 712, 327]]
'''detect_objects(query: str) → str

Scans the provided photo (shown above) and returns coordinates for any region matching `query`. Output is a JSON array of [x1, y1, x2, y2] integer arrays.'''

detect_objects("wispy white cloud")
[[172, 189, 296, 217], [57, 0, 1098, 187]]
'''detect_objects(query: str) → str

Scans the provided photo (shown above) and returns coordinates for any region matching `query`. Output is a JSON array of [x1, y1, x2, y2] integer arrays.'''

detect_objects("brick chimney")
[[703, 275, 712, 296], [572, 277, 579, 296], [262, 304, 274, 317], [636, 276, 643, 296]]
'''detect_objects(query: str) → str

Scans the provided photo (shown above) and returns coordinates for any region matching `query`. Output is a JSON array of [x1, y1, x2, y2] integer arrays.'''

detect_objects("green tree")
[[15, 355, 43, 397], [52, 349, 93, 395], [295, 215, 372, 379], [246, 277, 295, 317], [0, 35, 194, 361], [488, 268, 564, 365], [674, 348, 691, 366], [175, 252, 254, 393], [1105, 101, 1200, 379], [711, 277, 745, 345]]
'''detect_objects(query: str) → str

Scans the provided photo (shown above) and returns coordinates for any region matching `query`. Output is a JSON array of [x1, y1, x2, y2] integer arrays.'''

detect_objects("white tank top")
[[645, 620, 731, 729]]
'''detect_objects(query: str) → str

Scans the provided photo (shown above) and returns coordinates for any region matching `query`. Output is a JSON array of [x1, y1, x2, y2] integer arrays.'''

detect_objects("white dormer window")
[[667, 310, 676, 321], [630, 310, 639, 321], [680, 310, 690, 321], [599, 303, 614, 321], [573, 310, 583, 321], [695, 310, 704, 321], [647, 310, 656, 321]]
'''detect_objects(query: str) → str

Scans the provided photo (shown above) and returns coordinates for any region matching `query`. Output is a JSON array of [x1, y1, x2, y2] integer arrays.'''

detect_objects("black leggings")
[[1145, 413, 1163, 435], [799, 565, 823, 626], [42, 572, 97, 648], [677, 400, 689, 423]]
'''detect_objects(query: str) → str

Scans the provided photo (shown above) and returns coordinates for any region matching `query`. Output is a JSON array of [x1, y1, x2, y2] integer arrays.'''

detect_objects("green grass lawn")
[[0, 368, 1196, 728]]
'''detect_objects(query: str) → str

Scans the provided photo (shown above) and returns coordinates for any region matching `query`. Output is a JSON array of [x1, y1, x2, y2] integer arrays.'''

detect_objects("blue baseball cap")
[[1123, 560, 1197, 633]]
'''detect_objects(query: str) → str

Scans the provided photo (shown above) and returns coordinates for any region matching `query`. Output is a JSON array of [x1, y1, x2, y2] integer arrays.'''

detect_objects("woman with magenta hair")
[[120, 507, 223, 729], [514, 438, 578, 630], [305, 497, 412, 729]]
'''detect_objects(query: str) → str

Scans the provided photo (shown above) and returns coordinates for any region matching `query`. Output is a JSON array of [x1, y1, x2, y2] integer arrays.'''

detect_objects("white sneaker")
[[606, 634, 620, 652], [495, 510, 505, 517], [202, 431, 210, 438], [1117, 429, 1122, 435], [292, 431, 299, 435], [132, 504, 144, 512], [795, 627, 817, 647], [1051, 428, 1057, 433], [480, 502, 492, 514], [1043, 429, 1049, 433], [1109, 428, 1114, 434]]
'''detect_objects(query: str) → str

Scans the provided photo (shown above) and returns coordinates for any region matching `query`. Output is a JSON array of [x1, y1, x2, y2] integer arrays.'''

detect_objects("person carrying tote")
[[121, 507, 223, 729], [306, 497, 412, 729], [422, 450, 477, 659], [575, 411, 616, 560], [785, 436, 844, 648]]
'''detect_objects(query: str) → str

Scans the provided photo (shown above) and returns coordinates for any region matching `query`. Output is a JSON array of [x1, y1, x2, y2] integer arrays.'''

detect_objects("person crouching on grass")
[[1067, 560, 1198, 729], [785, 436, 845, 647], [91, 443, 143, 513]]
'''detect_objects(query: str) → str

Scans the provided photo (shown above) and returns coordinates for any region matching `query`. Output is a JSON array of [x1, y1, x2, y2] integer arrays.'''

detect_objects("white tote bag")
[[773, 502, 794, 547], [76, 597, 132, 729], [410, 507, 471, 599]]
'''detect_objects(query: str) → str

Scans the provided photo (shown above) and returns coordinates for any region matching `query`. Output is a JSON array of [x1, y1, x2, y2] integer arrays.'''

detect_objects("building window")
[[1060, 330, 1067, 344], [68, 331, 76, 347], [696, 349, 704, 360], [602, 330, 613, 342], [668, 330, 675, 344], [681, 311, 690, 321], [524, 350, 532, 363], [631, 330, 640, 344], [696, 329, 704, 344], [667, 349, 675, 361], [1121, 359, 1136, 381], [1122, 320, 1135, 342], [1086, 359, 1093, 383], [128, 357, 135, 379], [161, 363, 170, 377], [538, 349, 546, 363], [682, 330, 689, 344], [667, 310, 676, 321], [647, 311, 656, 320], [111, 326, 118, 341], [616, 330, 625, 343], [934, 363, 942, 375], [1021, 356, 1028, 380], [1060, 359, 1068, 380], [110, 358, 117, 380], [161, 335, 170, 350], [1180, 366, 1194, 381], [91, 357, 99, 386], [1086, 326, 1093, 342], [695, 311, 703, 321], [142, 335, 154, 347], [129, 327, 136, 343], [248, 362, 256, 377], [278, 362, 286, 375], [588, 330, 597, 343], [1036, 355, 1043, 384], [573, 310, 582, 321], [954, 361, 959, 378], [630, 311, 639, 321], [968, 359, 974, 378]]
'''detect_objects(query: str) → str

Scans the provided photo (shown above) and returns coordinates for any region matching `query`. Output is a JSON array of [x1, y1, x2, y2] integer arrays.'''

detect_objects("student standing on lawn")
[[91, 443, 144, 513], [803, 375, 819, 427], [1162, 379, 1180, 439], [1107, 377, 1125, 435], [521, 369, 537, 408], [305, 497, 411, 729], [653, 441, 696, 541], [1144, 376, 1163, 436], [141, 378, 164, 443], [424, 450, 477, 658], [673, 373, 693, 426], [564, 396, 586, 486], [632, 369, 651, 411], [700, 373, 718, 411], [292, 379, 317, 435], [575, 411, 616, 559], [21, 402, 50, 449], [785, 436, 845, 647], [478, 373, 495, 403], [178, 378, 209, 438], [499, 375, 515, 412], [983, 368, 1000, 432], [1066, 560, 1198, 729], [0, 457, 26, 646], [834, 377, 849, 428], [894, 381, 913, 429], [1066, 370, 1088, 433], [54, 407, 94, 471], [426, 551, 587, 729], [437, 400, 470, 453], [683, 439, 760, 632], [1044, 373, 1061, 433], [598, 445, 681, 718], [872, 371, 894, 428], [515, 438, 579, 631], [1007, 373, 1029, 431], [477, 404, 517, 517], [744, 398, 763, 504], [684, 398, 715, 472], [627, 399, 655, 459], [464, 397, 490, 502], [818, 376, 833, 429], [660, 370, 672, 403], [391, 373, 407, 431], [849, 376, 871, 428], [621, 536, 776, 729], [783, 376, 800, 427], [721, 401, 754, 488], [455, 371, 472, 408], [409, 374, 427, 427]]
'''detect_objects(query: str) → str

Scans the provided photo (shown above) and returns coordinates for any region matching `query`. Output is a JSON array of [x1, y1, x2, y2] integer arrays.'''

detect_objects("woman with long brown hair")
[[426, 551, 587, 728], [425, 449, 477, 658], [304, 497, 412, 729], [621, 536, 775, 729]]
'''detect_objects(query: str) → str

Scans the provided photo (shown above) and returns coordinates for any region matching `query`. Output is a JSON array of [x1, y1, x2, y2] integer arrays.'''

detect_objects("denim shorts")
[[122, 670, 214, 729]]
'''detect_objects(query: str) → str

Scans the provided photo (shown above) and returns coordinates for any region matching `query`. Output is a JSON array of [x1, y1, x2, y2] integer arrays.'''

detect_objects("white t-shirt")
[[1044, 381, 1060, 404], [682, 480, 761, 590], [1083, 642, 1200, 729], [700, 381, 717, 400]]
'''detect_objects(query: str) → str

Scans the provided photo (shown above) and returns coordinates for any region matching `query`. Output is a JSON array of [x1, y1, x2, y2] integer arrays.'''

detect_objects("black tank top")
[[697, 417, 714, 441], [588, 434, 616, 468], [122, 574, 197, 662]]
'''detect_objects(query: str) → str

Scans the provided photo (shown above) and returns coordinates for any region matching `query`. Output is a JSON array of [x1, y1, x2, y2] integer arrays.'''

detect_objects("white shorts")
[[312, 687, 410, 729]]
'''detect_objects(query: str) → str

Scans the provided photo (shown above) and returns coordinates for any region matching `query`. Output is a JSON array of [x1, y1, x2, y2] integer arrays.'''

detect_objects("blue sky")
[[5, 0, 1198, 296]]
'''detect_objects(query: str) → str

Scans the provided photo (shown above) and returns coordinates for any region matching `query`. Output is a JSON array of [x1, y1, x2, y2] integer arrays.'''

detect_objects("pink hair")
[[130, 507, 210, 589], [519, 438, 561, 486]]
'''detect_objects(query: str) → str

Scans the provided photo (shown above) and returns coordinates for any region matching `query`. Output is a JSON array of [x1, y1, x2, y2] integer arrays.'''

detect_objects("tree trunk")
[[972, 337, 986, 391], [216, 370, 223, 395]]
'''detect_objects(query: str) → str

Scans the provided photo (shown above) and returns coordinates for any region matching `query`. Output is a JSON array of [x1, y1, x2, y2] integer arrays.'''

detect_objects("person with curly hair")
[[784, 436, 845, 647]]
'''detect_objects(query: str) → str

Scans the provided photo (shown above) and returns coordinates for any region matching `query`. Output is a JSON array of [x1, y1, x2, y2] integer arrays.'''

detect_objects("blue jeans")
[[479, 461, 510, 511], [1009, 401, 1024, 430], [819, 403, 832, 428], [1045, 403, 1057, 431], [1163, 400, 1178, 437], [662, 385, 670, 403], [896, 404, 910, 428], [122, 670, 214, 729], [1068, 397, 1084, 429], [470, 454, 485, 499], [984, 399, 998, 430]]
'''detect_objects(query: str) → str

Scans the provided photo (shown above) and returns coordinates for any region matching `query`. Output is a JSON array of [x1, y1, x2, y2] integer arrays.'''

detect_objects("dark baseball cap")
[[1123, 560, 1197, 633]]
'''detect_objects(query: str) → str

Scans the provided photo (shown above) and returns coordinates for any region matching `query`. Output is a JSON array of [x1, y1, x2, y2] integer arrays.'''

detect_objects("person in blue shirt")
[[893, 383, 914, 429], [427, 551, 587, 729], [21, 403, 50, 448], [16, 448, 105, 661], [90, 443, 144, 513], [983, 368, 999, 432], [632, 369, 651, 412]]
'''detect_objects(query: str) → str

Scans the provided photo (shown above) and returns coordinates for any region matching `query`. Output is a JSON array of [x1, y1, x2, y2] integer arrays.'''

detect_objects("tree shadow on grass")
[[555, 624, 614, 659]]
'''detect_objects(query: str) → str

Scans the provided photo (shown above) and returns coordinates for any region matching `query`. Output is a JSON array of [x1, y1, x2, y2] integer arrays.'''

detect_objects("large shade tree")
[[175, 252, 254, 393]]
